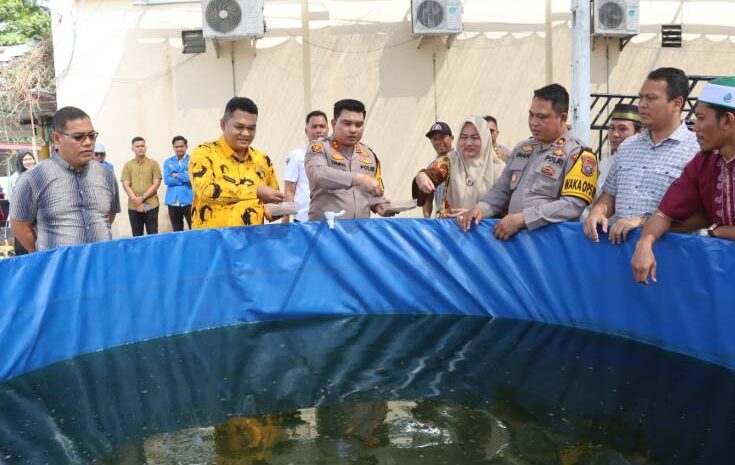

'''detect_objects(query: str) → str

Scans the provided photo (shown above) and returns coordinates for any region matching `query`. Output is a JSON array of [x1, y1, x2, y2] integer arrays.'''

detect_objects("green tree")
[[0, 0, 51, 46]]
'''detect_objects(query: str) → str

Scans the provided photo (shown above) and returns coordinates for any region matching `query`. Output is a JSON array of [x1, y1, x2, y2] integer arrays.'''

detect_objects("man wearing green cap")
[[631, 76, 735, 284], [599, 103, 642, 189], [608, 103, 642, 154]]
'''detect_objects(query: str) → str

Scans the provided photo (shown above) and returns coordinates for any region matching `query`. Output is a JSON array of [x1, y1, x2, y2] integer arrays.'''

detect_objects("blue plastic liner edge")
[[0, 218, 733, 381]]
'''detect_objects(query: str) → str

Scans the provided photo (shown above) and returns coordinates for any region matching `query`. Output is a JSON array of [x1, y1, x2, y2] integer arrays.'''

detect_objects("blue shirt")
[[9, 154, 121, 251], [163, 153, 193, 206], [100, 160, 114, 172], [602, 122, 699, 218]]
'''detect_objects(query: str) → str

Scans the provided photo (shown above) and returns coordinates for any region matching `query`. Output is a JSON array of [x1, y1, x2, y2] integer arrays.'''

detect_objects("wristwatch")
[[707, 223, 720, 237]]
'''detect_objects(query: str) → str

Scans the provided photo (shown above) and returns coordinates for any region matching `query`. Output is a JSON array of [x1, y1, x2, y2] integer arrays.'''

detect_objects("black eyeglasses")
[[59, 131, 99, 143]]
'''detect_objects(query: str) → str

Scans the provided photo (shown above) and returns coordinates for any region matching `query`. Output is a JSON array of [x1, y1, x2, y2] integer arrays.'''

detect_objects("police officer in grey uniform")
[[305, 99, 393, 220], [459, 84, 598, 240]]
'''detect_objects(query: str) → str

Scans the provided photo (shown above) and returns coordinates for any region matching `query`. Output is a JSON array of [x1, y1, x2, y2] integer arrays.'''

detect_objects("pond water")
[[1, 315, 733, 464]]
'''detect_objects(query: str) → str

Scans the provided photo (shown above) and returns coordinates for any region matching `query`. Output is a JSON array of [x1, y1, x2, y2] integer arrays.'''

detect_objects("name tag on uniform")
[[544, 155, 564, 166]]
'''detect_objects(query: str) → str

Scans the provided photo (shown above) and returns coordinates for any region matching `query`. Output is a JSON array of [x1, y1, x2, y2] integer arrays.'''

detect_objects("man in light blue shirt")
[[93, 142, 115, 172], [163, 135, 193, 231], [584, 67, 700, 244]]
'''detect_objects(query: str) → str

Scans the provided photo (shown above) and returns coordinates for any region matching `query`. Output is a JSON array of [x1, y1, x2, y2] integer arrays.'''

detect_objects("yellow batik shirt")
[[190, 136, 279, 229]]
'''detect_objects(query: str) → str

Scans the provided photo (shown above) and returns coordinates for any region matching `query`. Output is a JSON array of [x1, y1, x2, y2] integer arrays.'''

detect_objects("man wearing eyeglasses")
[[9, 106, 121, 252]]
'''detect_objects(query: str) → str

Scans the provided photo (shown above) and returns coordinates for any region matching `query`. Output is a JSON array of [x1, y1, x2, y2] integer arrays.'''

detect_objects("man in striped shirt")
[[584, 68, 700, 244], [10, 106, 120, 253]]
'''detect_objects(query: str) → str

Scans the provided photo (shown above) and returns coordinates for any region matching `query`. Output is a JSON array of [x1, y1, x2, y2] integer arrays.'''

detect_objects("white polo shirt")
[[283, 146, 311, 222]]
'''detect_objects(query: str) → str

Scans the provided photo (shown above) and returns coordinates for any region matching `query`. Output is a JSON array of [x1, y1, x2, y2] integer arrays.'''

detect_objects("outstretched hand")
[[257, 186, 285, 204], [354, 174, 384, 197], [375, 203, 397, 217], [493, 213, 525, 241], [583, 211, 609, 243], [631, 241, 657, 285], [457, 208, 484, 232], [608, 216, 645, 244], [415, 172, 435, 194]]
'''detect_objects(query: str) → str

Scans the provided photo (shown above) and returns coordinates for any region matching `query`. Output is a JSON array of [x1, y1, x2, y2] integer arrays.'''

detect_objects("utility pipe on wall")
[[571, 0, 591, 145]]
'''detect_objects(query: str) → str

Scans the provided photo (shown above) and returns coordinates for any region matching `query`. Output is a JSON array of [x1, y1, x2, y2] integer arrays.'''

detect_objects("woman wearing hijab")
[[7, 152, 36, 204], [413, 116, 505, 217], [7, 151, 36, 256]]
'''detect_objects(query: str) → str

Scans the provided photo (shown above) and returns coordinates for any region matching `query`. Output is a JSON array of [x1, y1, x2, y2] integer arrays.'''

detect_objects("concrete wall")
[[50, 0, 735, 234]]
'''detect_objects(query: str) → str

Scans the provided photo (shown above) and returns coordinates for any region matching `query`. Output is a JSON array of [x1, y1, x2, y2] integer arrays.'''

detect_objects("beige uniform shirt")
[[495, 144, 512, 162], [305, 137, 387, 220], [477, 131, 598, 230]]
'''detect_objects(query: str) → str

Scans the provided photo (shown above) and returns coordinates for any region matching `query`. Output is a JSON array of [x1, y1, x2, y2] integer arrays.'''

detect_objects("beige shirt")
[[121, 156, 162, 210], [495, 144, 512, 162], [305, 137, 387, 220]]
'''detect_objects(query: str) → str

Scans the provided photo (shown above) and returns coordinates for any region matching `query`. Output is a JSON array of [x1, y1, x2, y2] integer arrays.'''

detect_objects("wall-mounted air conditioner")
[[593, 0, 640, 37], [412, 0, 463, 35], [201, 0, 264, 39]]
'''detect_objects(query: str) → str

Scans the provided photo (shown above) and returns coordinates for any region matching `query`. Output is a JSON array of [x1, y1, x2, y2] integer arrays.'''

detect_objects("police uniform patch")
[[541, 165, 556, 177], [560, 148, 598, 204], [359, 156, 373, 165], [331, 152, 345, 161], [522, 145, 533, 153], [581, 153, 596, 176], [553, 148, 564, 156], [310, 142, 324, 153], [555, 137, 566, 146]]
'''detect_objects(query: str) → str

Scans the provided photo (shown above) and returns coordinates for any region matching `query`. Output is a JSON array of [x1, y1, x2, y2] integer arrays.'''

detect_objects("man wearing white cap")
[[93, 142, 114, 172], [631, 76, 735, 284]]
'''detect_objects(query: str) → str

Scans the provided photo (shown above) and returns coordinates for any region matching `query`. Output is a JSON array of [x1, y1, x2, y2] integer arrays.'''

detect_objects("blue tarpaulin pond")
[[0, 218, 733, 381]]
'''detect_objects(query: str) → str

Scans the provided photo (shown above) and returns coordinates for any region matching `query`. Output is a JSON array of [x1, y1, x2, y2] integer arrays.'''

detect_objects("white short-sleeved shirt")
[[283, 146, 310, 222], [597, 156, 615, 195]]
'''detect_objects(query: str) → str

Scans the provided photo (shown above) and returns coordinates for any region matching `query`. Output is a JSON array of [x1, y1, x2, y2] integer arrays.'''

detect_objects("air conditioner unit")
[[593, 0, 640, 37], [201, 0, 264, 39], [412, 0, 463, 35]]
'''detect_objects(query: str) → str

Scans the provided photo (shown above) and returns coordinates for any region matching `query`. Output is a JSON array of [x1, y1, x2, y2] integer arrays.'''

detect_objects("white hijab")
[[445, 116, 505, 211]]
